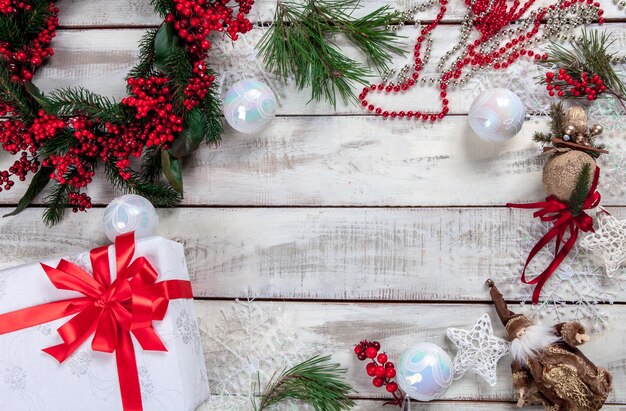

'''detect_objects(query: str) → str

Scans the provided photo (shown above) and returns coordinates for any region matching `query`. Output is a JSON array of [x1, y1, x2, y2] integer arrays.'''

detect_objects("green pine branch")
[[253, 355, 355, 411], [44, 87, 130, 124], [568, 163, 593, 216], [164, 47, 193, 113], [37, 129, 75, 158], [532, 131, 552, 144], [149, 0, 175, 17], [257, 0, 404, 107], [200, 75, 223, 144], [140, 147, 163, 182], [548, 102, 565, 138], [42, 181, 71, 227], [105, 162, 182, 207], [127, 28, 159, 82], [0, 0, 53, 47]]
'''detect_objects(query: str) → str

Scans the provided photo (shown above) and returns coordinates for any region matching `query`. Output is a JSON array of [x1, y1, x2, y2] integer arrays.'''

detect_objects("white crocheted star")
[[446, 313, 510, 387], [580, 213, 626, 277]]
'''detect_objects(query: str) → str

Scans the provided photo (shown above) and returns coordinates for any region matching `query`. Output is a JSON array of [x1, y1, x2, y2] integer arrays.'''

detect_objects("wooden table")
[[0, 0, 624, 409]]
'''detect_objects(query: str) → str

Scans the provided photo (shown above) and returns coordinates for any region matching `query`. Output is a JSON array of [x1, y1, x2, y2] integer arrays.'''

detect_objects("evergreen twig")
[[140, 146, 164, 182], [42, 181, 71, 227], [257, 0, 404, 107], [252, 355, 355, 411], [568, 163, 593, 215], [45, 87, 130, 123], [37, 129, 75, 158], [105, 162, 182, 207], [164, 47, 193, 112], [0, 60, 36, 121], [548, 102, 566, 137], [200, 72, 223, 143], [127, 28, 159, 81]]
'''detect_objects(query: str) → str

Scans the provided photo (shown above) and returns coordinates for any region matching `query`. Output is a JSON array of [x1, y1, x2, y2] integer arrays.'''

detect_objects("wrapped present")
[[0, 233, 209, 411]]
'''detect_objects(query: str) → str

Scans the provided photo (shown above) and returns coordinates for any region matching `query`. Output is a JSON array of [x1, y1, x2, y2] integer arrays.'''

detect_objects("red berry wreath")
[[0, 0, 254, 224]]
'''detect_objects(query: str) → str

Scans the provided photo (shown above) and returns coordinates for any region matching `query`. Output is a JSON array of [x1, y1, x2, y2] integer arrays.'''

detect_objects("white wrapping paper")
[[0, 237, 209, 411]]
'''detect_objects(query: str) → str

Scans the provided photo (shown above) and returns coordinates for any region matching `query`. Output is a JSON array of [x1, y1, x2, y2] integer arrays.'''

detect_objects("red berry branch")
[[545, 69, 606, 100], [354, 340, 404, 406]]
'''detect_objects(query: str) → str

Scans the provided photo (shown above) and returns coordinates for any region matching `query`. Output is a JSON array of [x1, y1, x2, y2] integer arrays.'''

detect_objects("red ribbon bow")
[[506, 166, 601, 304], [0, 232, 193, 411]]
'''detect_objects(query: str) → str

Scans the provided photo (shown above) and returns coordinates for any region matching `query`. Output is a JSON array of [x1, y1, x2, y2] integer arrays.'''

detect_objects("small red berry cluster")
[[544, 68, 607, 100], [0, 110, 64, 191], [0, 1, 58, 82], [354, 340, 404, 406]]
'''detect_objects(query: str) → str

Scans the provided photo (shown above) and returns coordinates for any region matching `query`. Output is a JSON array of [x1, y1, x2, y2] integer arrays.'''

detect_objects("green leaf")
[[24, 81, 48, 107], [3, 167, 52, 218], [161, 150, 183, 193], [154, 23, 179, 72], [169, 108, 208, 158]]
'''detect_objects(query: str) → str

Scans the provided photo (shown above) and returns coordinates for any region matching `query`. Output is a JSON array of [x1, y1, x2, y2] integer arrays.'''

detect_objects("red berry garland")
[[354, 340, 404, 406], [0, 0, 254, 224], [359, 0, 604, 122]]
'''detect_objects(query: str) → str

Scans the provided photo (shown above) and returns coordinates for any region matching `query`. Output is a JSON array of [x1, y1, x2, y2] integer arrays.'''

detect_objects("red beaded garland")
[[359, 0, 605, 122]]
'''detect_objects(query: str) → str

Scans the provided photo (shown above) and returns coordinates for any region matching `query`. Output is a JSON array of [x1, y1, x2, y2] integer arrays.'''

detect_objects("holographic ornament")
[[396, 343, 453, 401], [103, 194, 158, 242], [468, 88, 526, 141], [223, 79, 277, 134]]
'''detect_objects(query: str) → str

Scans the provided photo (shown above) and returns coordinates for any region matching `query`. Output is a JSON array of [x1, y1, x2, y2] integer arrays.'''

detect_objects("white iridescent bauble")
[[223, 79, 277, 134], [468, 88, 526, 141], [103, 194, 158, 242], [396, 343, 453, 401]]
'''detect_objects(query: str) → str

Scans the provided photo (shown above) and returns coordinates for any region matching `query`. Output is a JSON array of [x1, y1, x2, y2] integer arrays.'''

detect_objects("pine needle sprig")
[[38, 129, 75, 158], [105, 162, 182, 207], [253, 355, 355, 411], [543, 29, 626, 102], [164, 47, 193, 113], [140, 147, 163, 182], [149, 0, 175, 17], [568, 162, 592, 215], [127, 28, 159, 81], [257, 0, 404, 107], [42, 181, 71, 227], [44, 87, 130, 124], [548, 102, 565, 137]]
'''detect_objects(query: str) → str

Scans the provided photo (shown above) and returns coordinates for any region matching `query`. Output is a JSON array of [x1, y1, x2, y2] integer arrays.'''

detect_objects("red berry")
[[385, 362, 395, 369], [375, 366, 386, 377], [385, 367, 397, 378], [377, 353, 388, 364], [372, 341, 381, 350], [372, 377, 384, 387], [354, 345, 363, 355], [386, 382, 398, 393], [366, 362, 377, 377], [365, 347, 378, 359]]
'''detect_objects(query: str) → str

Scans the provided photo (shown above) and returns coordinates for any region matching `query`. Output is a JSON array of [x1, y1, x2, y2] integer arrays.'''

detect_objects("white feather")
[[510, 323, 561, 363]]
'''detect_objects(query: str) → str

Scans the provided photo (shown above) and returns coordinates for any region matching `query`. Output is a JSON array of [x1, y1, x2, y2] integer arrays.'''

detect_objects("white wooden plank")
[[56, 0, 626, 27], [0, 207, 623, 301], [32, 24, 626, 115], [2, 116, 624, 206], [194, 301, 626, 402], [197, 398, 602, 410]]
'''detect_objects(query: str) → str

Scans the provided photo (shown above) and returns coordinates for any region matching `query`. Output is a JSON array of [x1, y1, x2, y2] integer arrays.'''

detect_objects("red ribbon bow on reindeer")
[[506, 167, 601, 304], [0, 232, 193, 411]]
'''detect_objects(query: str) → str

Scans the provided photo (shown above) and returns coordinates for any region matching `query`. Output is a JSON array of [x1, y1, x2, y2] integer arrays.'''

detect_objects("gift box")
[[0, 234, 209, 411]]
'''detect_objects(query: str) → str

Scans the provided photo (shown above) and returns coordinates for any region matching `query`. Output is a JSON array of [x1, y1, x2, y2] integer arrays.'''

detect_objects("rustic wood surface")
[[0, 0, 624, 410]]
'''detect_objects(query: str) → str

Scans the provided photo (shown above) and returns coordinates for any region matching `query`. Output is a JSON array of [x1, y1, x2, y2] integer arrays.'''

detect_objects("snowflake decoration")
[[446, 313, 510, 387], [580, 213, 626, 277], [598, 140, 626, 198], [499, 219, 624, 331], [197, 299, 322, 410]]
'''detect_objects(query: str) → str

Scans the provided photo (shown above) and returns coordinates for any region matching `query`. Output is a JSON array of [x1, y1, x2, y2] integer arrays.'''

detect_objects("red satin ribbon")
[[506, 167, 601, 304], [0, 232, 193, 411]]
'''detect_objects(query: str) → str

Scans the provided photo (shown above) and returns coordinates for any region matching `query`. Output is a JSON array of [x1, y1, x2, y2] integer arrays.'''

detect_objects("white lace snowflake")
[[580, 213, 626, 277], [196, 299, 321, 410], [499, 219, 624, 331], [446, 313, 510, 387]]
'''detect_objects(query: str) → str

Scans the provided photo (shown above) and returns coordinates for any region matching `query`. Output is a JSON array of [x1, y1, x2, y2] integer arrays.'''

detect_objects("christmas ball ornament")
[[223, 79, 277, 134], [543, 150, 596, 201], [103, 194, 158, 242], [396, 343, 453, 401], [468, 88, 526, 141]]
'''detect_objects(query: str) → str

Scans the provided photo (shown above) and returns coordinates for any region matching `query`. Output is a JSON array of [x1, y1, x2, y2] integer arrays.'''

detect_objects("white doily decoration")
[[197, 299, 321, 410], [445, 313, 510, 387], [499, 219, 624, 331], [580, 213, 626, 278]]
